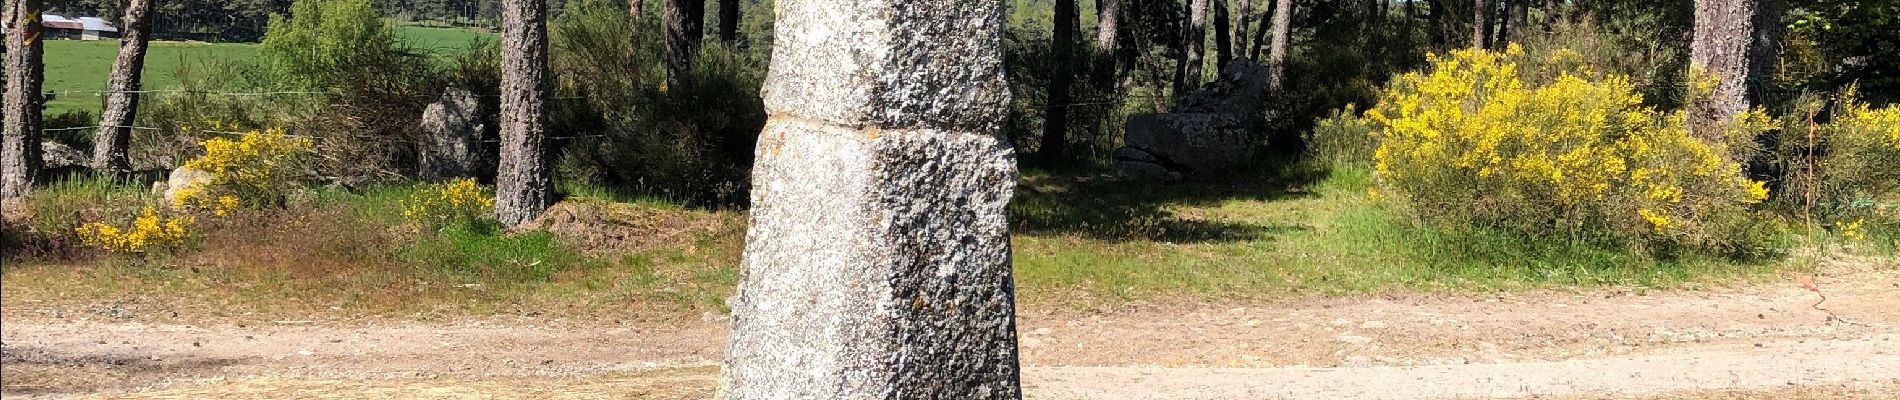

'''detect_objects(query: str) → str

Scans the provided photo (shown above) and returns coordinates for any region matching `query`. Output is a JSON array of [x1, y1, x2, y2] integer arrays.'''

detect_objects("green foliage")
[[262, 0, 424, 90], [1769, 89, 1900, 245], [1302, 106, 1378, 170], [549, 0, 765, 206], [1513, 19, 1690, 110], [1785, 0, 1900, 105], [2, 176, 163, 259]]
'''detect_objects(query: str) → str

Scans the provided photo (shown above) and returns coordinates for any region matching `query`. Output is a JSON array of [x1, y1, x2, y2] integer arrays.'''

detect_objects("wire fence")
[[43, 124, 607, 144]]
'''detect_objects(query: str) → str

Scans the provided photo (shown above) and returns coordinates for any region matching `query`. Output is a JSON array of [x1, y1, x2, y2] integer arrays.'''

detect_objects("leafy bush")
[[3, 177, 151, 258], [1303, 105, 1379, 170], [403, 178, 496, 230], [1364, 47, 1772, 254], [549, 0, 765, 205], [259, 0, 434, 183], [173, 129, 316, 212], [1770, 88, 1900, 243]]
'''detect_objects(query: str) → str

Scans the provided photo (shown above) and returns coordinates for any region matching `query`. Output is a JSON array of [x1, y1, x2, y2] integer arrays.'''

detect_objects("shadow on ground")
[[1012, 158, 1325, 243], [0, 344, 245, 397]]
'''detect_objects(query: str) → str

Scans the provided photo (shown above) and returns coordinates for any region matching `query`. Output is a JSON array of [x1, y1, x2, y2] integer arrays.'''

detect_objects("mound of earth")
[[512, 201, 726, 254]]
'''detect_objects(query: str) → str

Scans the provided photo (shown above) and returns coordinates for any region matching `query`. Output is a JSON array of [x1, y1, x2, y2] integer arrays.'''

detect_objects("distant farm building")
[[41, 14, 121, 40]]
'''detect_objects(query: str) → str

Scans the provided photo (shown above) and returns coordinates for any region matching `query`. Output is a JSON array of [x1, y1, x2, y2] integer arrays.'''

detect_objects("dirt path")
[[5, 262, 1897, 399]]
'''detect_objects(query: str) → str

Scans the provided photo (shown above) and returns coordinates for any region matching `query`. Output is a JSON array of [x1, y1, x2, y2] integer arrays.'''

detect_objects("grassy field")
[[6, 161, 1866, 322], [42, 40, 258, 116], [40, 25, 493, 117]]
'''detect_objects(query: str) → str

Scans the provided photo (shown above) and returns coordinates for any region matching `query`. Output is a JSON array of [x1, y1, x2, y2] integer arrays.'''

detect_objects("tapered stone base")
[[719, 116, 1021, 399]]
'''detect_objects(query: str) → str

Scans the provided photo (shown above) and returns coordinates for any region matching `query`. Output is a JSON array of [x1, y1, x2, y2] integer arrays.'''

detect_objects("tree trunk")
[[1472, 0, 1490, 49], [1092, 0, 1122, 88], [1042, 0, 1077, 163], [1543, 0, 1559, 31], [717, 0, 737, 43], [662, 0, 704, 89], [1175, 0, 1207, 95], [1506, 0, 1528, 41], [1265, 0, 1291, 91], [1687, 0, 1778, 141], [630, 0, 641, 18], [3, 0, 44, 199], [1405, 0, 1417, 39], [92, 0, 155, 176], [1233, 0, 1249, 60], [1213, 0, 1231, 72], [1429, 0, 1446, 48], [1248, 1, 1270, 59], [496, 0, 551, 226]]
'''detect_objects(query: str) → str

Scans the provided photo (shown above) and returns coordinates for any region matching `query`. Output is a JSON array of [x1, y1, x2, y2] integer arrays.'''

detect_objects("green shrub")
[[1770, 88, 1900, 245], [1304, 106, 1379, 170], [1364, 46, 1773, 255], [260, 0, 434, 183], [549, 0, 765, 206], [5, 177, 155, 258]]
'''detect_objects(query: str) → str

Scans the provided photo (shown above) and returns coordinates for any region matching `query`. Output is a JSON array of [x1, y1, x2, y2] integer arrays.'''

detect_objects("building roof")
[[36, 14, 117, 32], [77, 17, 117, 32], [45, 20, 84, 30]]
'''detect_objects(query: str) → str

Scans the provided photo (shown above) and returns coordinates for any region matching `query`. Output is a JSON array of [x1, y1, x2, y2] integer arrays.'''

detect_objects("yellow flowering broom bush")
[[173, 128, 316, 213], [76, 207, 194, 254], [1364, 46, 1771, 252], [403, 178, 496, 230]]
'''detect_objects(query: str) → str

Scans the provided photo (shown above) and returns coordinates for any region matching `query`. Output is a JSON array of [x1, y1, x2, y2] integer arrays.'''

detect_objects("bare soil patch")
[[5, 259, 1897, 399]]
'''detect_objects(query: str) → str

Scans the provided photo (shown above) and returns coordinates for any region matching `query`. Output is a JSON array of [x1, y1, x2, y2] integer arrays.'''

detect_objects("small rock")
[[296, 350, 314, 356]]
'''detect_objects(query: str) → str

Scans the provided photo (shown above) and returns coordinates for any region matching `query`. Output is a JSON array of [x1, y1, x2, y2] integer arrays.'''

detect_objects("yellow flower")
[[1639, 208, 1671, 234], [1839, 219, 1866, 241]]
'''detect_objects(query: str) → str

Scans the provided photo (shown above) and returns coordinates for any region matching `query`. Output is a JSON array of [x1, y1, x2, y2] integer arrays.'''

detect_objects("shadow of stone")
[[1012, 159, 1325, 243]]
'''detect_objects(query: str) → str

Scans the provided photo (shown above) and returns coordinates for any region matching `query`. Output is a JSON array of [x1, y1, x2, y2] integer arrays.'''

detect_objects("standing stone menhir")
[[719, 1, 1022, 399]]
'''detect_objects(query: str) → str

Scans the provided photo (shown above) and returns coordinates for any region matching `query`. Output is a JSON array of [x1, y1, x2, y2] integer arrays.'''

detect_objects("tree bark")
[[1687, 0, 1778, 140], [1472, 0, 1490, 49], [630, 0, 641, 18], [1174, 0, 1207, 95], [496, 0, 551, 226], [1248, 1, 1270, 59], [1265, 0, 1291, 91], [1092, 0, 1122, 88], [662, 0, 704, 89], [717, 0, 737, 43], [92, 0, 155, 176], [1213, 0, 1231, 72], [1233, 0, 1249, 60], [1506, 0, 1528, 41], [1429, 0, 1446, 48], [1042, 0, 1077, 163], [3, 0, 44, 199]]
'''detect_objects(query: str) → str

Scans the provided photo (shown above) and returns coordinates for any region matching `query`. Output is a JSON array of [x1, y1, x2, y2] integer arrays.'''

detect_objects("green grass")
[[393, 24, 497, 57], [42, 40, 259, 116], [6, 166, 1878, 320], [39, 25, 492, 116], [1007, 165, 1799, 305]]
